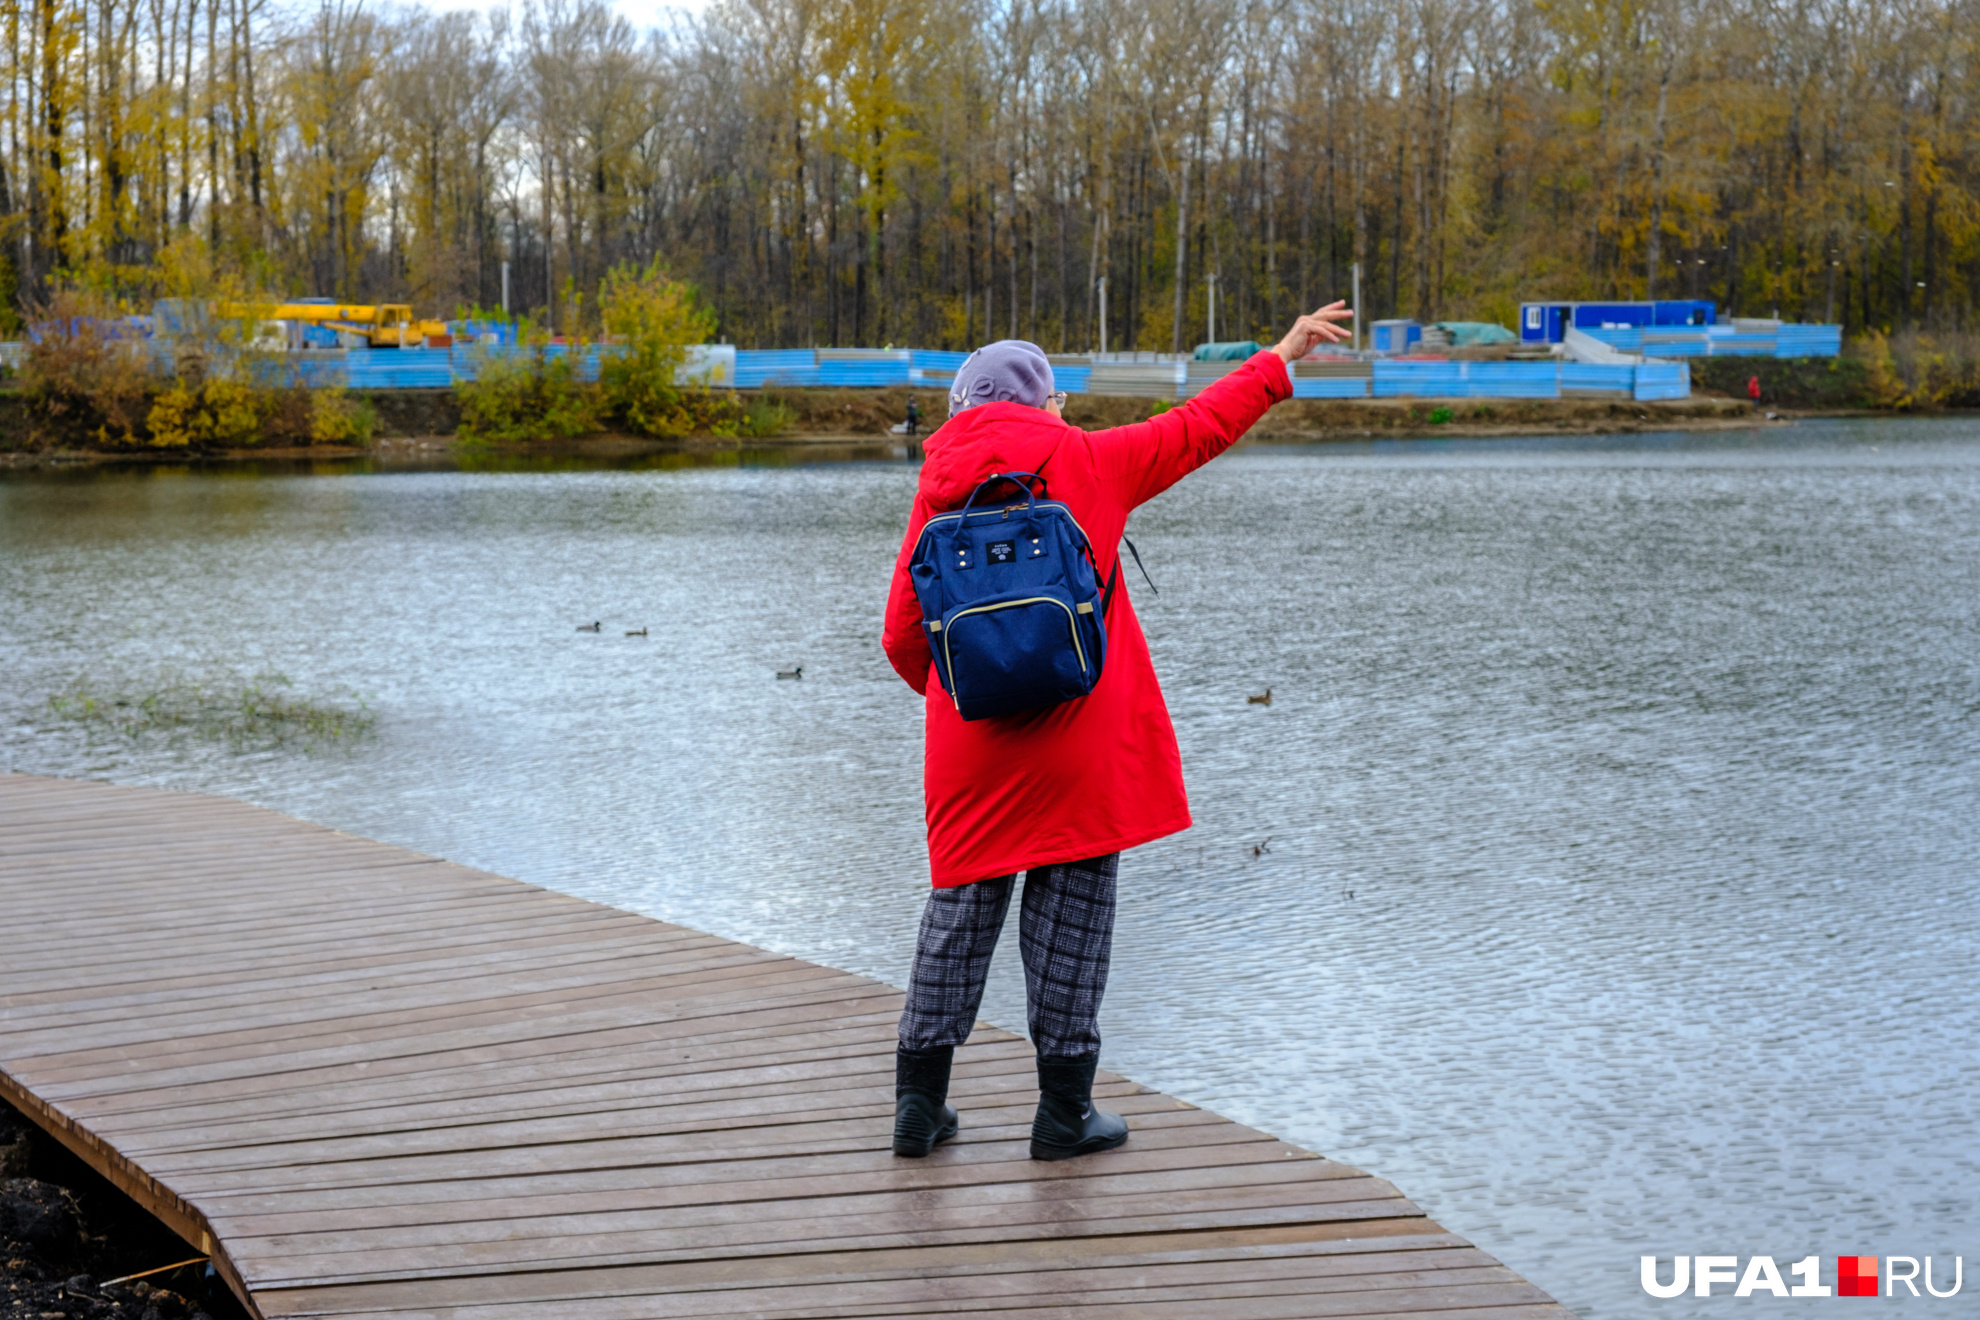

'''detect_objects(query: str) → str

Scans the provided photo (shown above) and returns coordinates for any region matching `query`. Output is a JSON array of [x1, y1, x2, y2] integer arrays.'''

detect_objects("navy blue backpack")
[[910, 471, 1119, 721]]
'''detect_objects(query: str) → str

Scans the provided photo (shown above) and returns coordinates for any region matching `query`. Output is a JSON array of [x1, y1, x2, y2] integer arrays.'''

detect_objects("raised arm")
[[1083, 301, 1353, 509]]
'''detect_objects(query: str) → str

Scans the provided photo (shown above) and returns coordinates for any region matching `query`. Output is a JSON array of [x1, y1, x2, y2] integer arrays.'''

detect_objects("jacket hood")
[[918, 402, 1073, 508]]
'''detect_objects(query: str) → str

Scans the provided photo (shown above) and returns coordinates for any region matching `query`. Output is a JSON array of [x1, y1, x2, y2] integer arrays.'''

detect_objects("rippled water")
[[4, 419, 1978, 1318]]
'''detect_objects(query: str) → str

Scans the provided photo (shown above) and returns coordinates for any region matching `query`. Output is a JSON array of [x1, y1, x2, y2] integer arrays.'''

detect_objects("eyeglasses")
[[1048, 391, 1069, 408]]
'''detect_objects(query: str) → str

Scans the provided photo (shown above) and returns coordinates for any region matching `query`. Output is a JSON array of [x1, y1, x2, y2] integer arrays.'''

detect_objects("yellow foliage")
[[1851, 329, 1980, 409], [597, 260, 718, 437], [1855, 331, 1909, 408], [310, 388, 377, 445], [147, 378, 266, 449]]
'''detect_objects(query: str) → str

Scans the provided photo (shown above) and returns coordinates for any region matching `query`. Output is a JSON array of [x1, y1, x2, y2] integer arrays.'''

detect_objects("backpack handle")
[[960, 470, 1046, 515]]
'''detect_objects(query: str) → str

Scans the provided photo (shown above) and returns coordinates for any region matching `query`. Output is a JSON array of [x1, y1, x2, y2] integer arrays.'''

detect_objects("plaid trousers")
[[897, 852, 1119, 1059]]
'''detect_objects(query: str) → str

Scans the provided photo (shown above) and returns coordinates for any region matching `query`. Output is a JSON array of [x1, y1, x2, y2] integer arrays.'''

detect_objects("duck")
[[577, 621, 602, 633], [1251, 837, 1271, 858], [776, 664, 804, 680], [1247, 687, 1272, 706], [625, 627, 647, 637]]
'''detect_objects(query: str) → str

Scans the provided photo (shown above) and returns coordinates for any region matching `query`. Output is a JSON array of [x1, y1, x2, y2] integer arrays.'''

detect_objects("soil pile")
[[1, 1099, 246, 1320]]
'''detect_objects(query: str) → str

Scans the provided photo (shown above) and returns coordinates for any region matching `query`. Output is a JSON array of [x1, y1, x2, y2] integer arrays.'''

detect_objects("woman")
[[882, 301, 1353, 1161]]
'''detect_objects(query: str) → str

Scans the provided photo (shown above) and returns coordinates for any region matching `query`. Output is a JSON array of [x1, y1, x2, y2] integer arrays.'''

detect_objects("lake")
[[3, 417, 1976, 1317]]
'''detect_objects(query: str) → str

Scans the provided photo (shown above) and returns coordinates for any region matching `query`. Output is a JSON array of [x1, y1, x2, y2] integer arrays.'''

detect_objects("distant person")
[[905, 397, 921, 436], [1748, 375, 1762, 403], [882, 301, 1353, 1161]]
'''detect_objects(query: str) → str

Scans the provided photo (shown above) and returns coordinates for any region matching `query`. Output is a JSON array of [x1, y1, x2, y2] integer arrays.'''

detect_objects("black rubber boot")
[[1029, 1053, 1129, 1161], [892, 1045, 959, 1157]]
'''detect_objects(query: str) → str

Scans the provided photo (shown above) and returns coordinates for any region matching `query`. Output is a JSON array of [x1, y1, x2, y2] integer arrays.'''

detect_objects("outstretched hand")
[[1272, 301, 1355, 363]]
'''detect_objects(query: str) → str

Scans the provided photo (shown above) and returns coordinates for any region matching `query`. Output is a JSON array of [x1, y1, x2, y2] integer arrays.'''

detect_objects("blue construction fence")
[[254, 345, 970, 392], [1580, 324, 1842, 358], [16, 339, 1690, 402], [264, 346, 1689, 401], [1288, 360, 1688, 403]]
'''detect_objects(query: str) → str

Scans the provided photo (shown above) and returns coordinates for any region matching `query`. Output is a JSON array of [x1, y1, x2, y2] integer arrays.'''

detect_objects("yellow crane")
[[217, 298, 451, 348]]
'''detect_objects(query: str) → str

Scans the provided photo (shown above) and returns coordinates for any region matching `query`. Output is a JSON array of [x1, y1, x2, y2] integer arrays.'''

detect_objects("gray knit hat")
[[949, 339, 1055, 416]]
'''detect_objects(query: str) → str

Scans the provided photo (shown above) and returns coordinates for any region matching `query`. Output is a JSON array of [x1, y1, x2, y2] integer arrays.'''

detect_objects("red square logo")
[[1839, 1256, 1879, 1297]]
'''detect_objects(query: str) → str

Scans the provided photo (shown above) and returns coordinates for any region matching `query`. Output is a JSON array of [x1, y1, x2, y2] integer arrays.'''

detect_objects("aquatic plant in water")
[[48, 672, 374, 748]]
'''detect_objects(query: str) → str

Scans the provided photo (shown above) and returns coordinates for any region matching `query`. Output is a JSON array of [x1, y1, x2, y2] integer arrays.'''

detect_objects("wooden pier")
[[1, 772, 1573, 1319]]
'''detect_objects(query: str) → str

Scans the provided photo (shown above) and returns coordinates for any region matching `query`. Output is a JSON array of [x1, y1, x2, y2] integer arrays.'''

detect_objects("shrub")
[[146, 376, 264, 449], [19, 289, 160, 447], [455, 341, 600, 443], [311, 388, 378, 445], [1692, 352, 1869, 410], [453, 270, 747, 443], [19, 282, 374, 452], [142, 360, 376, 451], [1855, 328, 1980, 410], [738, 396, 797, 437], [596, 260, 730, 437]]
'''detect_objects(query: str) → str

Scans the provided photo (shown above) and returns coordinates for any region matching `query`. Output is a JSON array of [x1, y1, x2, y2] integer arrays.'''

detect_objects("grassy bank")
[[1690, 328, 1980, 410]]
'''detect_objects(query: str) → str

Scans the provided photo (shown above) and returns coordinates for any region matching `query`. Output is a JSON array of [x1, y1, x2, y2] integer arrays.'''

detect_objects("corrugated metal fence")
[[1582, 324, 1842, 358], [726, 351, 1690, 402], [1279, 358, 1685, 403], [11, 342, 1695, 401], [299, 347, 1691, 403]]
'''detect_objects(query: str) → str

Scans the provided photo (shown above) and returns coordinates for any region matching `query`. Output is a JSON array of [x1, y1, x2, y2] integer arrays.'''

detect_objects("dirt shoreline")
[[0, 394, 1941, 471]]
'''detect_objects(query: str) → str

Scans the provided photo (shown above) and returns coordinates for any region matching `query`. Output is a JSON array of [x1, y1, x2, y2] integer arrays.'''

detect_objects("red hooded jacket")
[[883, 349, 1293, 887]]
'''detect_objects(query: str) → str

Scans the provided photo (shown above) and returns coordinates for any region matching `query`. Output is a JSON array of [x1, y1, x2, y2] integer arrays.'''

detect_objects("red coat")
[[883, 350, 1293, 887]]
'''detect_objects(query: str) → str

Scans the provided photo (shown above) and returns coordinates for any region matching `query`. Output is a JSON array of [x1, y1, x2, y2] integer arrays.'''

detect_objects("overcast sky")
[[422, 0, 715, 29]]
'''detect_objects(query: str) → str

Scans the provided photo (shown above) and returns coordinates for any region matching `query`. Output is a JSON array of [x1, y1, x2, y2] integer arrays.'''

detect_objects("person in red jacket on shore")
[[883, 300, 1354, 1161]]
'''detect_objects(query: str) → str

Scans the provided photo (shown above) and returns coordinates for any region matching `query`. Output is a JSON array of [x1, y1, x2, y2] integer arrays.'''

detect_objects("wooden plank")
[[221, 1156, 1381, 1246], [0, 774, 1572, 1320], [115, 1041, 1042, 1148], [98, 1036, 1011, 1139], [0, 921, 708, 1017], [1, 927, 731, 1025], [129, 1076, 1171, 1173], [158, 1103, 1249, 1200], [0, 896, 635, 987], [261, 1259, 1540, 1320], [187, 1133, 1341, 1222], [60, 1008, 910, 1122], [3, 942, 785, 1052], [16, 961, 867, 1079], [24, 980, 902, 1105], [53, 1005, 902, 1123], [250, 1222, 1467, 1314], [253, 1239, 1498, 1315], [229, 1190, 1427, 1287]]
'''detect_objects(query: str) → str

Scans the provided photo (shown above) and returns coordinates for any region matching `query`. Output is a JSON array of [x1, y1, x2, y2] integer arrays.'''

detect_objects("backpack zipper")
[[942, 596, 1088, 695]]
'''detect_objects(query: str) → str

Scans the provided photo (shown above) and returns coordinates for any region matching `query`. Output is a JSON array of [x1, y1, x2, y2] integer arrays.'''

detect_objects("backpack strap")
[[1120, 535, 1158, 595], [1101, 535, 1158, 617]]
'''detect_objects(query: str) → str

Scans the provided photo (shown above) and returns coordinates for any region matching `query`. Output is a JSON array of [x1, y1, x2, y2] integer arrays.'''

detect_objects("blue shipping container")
[[1521, 300, 1714, 343]]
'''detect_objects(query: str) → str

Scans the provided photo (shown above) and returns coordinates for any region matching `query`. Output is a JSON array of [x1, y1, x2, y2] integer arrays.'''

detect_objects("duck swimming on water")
[[777, 665, 804, 680], [577, 621, 602, 633], [1247, 687, 1272, 705]]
